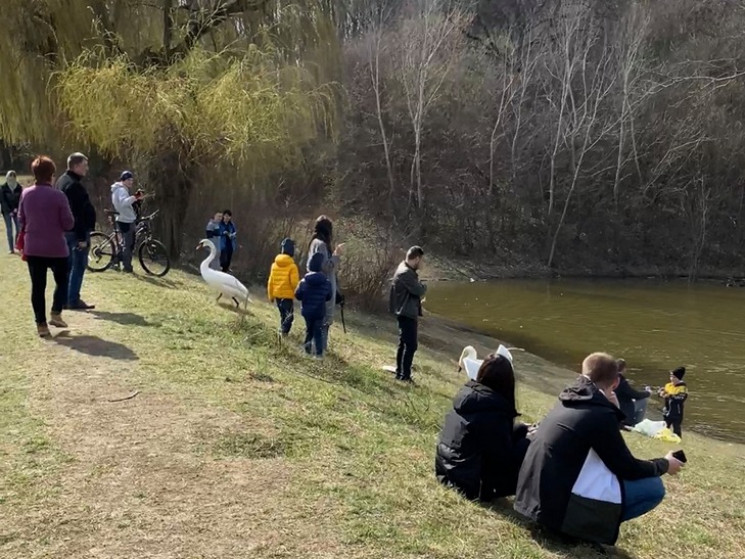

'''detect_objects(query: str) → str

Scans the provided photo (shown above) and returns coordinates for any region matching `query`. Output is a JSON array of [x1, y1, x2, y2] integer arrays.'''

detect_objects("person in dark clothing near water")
[[295, 252, 332, 358], [1, 171, 23, 254], [218, 209, 237, 273], [389, 246, 426, 383], [615, 358, 652, 427], [56, 152, 96, 310], [514, 352, 684, 546], [435, 353, 530, 501], [658, 366, 688, 438]]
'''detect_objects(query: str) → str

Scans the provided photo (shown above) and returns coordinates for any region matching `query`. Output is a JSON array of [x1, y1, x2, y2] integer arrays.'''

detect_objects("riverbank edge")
[[420, 254, 745, 284]]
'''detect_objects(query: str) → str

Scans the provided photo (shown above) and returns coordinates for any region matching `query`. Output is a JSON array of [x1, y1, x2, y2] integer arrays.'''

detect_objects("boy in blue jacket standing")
[[295, 252, 332, 358]]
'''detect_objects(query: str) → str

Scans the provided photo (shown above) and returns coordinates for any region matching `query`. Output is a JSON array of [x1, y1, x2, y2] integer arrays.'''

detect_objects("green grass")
[[0, 248, 744, 559]]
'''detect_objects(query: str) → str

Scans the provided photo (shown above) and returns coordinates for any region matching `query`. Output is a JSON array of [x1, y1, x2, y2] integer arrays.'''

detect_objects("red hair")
[[31, 155, 56, 184]]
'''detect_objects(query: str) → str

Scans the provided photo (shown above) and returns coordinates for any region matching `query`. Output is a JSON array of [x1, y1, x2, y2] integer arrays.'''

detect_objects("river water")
[[427, 279, 745, 443]]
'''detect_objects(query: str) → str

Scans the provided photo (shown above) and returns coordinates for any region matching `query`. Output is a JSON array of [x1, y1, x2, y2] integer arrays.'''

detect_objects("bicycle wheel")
[[87, 231, 116, 272], [138, 238, 170, 277]]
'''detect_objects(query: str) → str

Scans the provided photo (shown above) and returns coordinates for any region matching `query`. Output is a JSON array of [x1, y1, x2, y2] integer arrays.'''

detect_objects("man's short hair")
[[582, 352, 619, 386], [67, 152, 88, 169], [406, 246, 424, 260]]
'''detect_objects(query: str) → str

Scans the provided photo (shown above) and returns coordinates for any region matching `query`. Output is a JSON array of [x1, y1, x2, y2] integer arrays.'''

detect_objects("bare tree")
[[395, 0, 468, 211], [365, 13, 396, 200], [545, 4, 618, 268]]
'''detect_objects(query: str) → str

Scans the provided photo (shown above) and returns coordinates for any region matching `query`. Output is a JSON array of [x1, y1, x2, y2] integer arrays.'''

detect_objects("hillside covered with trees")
[[3, 0, 745, 280]]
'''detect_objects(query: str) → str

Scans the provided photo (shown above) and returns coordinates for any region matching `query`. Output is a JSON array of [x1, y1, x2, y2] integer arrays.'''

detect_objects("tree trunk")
[[144, 149, 193, 259]]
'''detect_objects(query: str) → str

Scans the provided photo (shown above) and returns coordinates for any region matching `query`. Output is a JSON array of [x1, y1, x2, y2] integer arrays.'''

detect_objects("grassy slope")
[[0, 250, 744, 559]]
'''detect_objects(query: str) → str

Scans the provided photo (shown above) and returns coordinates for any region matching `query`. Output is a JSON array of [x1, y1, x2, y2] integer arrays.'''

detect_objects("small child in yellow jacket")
[[267, 238, 300, 336], [658, 366, 688, 438]]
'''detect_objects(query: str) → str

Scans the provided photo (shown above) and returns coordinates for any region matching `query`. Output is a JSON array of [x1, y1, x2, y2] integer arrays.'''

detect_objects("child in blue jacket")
[[295, 252, 332, 357]]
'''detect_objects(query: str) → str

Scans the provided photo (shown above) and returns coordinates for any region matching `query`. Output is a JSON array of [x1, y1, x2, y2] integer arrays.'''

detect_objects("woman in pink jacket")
[[18, 156, 75, 337]]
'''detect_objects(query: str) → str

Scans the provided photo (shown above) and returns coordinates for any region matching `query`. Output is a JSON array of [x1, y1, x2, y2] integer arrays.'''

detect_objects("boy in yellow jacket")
[[268, 238, 300, 336], [657, 366, 688, 437]]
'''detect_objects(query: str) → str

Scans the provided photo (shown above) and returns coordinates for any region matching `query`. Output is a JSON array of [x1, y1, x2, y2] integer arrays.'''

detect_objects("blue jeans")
[[65, 232, 90, 306], [621, 477, 665, 522], [3, 212, 19, 252], [276, 299, 294, 334], [303, 316, 324, 356]]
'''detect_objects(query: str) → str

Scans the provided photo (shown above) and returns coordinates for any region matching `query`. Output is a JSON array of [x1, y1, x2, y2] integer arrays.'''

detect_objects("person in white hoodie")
[[110, 171, 142, 273]]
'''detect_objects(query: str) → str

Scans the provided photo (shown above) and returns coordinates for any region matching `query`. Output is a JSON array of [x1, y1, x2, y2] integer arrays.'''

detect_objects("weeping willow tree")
[[0, 0, 341, 255]]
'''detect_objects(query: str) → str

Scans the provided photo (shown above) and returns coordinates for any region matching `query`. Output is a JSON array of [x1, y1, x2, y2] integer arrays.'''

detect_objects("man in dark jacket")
[[514, 352, 684, 546], [615, 359, 651, 427], [389, 246, 426, 383], [56, 153, 96, 310]]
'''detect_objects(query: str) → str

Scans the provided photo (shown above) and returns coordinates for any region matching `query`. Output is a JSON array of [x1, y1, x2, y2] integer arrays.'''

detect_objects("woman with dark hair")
[[17, 156, 75, 338], [435, 354, 530, 501], [307, 215, 344, 349]]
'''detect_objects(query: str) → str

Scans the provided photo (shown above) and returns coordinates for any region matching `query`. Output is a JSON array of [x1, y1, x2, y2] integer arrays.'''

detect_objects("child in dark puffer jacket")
[[295, 252, 332, 357]]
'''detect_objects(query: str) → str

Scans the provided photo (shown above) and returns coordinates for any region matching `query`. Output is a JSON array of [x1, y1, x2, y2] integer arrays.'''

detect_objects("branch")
[[172, 0, 269, 58]]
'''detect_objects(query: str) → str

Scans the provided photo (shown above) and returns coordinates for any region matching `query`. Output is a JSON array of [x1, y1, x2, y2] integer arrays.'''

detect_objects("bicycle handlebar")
[[139, 209, 160, 221]]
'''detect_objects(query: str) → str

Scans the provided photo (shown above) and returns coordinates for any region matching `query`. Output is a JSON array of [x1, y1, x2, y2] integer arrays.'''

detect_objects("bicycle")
[[87, 209, 171, 277]]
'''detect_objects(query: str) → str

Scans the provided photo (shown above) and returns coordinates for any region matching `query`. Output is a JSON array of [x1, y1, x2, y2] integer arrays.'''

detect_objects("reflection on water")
[[428, 279, 745, 443]]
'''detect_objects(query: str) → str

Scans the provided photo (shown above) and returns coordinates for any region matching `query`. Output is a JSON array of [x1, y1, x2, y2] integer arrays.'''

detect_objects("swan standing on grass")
[[457, 345, 517, 380], [197, 239, 249, 308]]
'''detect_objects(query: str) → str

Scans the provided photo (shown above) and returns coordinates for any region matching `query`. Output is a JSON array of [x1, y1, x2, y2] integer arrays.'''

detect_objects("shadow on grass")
[[481, 499, 637, 559], [91, 310, 158, 327], [217, 301, 252, 316], [52, 331, 138, 361], [134, 274, 178, 289]]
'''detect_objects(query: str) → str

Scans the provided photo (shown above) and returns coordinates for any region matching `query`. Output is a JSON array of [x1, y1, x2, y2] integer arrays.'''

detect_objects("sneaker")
[[303, 342, 312, 355], [314, 355, 324, 361], [49, 313, 68, 328], [37, 324, 51, 338], [396, 376, 416, 385], [69, 300, 95, 310]]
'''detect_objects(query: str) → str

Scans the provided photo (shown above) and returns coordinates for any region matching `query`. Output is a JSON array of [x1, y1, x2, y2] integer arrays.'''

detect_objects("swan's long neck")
[[201, 241, 217, 271]]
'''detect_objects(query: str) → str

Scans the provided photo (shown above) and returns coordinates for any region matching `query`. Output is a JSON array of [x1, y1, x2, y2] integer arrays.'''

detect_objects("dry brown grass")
[[1, 234, 743, 559]]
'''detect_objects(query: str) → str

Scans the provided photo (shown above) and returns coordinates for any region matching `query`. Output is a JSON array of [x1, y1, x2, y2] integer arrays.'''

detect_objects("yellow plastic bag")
[[653, 427, 681, 444]]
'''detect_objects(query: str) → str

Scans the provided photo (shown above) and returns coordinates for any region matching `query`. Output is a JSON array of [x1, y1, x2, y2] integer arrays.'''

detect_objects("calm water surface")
[[428, 279, 745, 443]]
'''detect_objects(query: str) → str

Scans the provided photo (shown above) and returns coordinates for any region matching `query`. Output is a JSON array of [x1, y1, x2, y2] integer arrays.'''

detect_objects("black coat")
[[295, 271, 332, 320], [435, 381, 528, 501], [615, 374, 650, 426], [0, 183, 21, 215], [56, 171, 96, 241], [514, 376, 669, 544], [389, 261, 426, 320]]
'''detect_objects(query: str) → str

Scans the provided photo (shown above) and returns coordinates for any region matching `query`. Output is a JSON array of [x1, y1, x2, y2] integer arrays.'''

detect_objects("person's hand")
[[664, 451, 685, 475], [601, 387, 620, 408], [334, 243, 345, 256], [77, 241, 88, 250]]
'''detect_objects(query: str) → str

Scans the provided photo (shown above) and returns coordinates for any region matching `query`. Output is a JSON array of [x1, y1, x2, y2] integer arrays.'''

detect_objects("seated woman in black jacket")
[[435, 354, 530, 501]]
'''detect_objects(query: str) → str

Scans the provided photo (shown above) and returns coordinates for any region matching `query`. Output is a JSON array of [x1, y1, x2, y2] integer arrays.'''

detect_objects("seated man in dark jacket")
[[615, 358, 651, 427], [514, 353, 684, 546], [436, 354, 530, 501]]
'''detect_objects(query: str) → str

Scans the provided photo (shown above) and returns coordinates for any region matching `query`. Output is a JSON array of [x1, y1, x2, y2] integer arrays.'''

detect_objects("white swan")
[[457, 345, 516, 380], [196, 239, 249, 308]]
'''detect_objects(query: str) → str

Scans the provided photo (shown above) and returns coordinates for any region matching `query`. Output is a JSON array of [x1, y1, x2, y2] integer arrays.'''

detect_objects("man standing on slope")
[[514, 352, 684, 546], [111, 171, 143, 274], [389, 246, 426, 383], [57, 152, 96, 310]]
